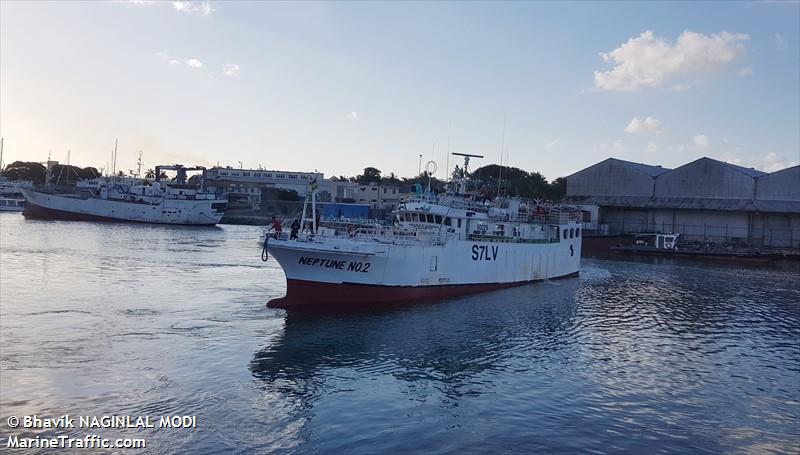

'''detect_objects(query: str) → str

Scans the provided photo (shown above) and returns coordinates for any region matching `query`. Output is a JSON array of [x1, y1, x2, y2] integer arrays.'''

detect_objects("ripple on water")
[[1, 216, 798, 454]]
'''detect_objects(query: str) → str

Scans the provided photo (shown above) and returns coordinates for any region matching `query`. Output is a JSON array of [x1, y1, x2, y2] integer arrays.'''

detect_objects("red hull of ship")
[[267, 272, 579, 309]]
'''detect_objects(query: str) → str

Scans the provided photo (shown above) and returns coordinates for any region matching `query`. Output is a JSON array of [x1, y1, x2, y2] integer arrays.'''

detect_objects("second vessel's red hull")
[[267, 272, 579, 309]]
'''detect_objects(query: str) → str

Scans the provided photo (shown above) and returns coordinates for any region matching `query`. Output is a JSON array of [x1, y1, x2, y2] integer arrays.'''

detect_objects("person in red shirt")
[[271, 216, 283, 238]]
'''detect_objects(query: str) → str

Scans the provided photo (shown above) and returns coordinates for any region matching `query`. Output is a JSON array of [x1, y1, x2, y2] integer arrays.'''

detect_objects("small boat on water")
[[263, 153, 583, 309], [0, 178, 32, 212], [22, 165, 227, 225], [609, 232, 777, 263]]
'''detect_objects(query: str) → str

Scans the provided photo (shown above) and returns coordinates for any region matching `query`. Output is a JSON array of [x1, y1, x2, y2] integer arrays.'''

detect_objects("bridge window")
[[412, 213, 419, 222], [444, 217, 451, 226], [563, 229, 567, 240], [569, 228, 574, 238], [434, 215, 442, 224], [576, 228, 581, 237]]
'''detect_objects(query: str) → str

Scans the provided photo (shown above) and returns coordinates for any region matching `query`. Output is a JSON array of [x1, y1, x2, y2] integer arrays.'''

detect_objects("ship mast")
[[451, 152, 483, 194], [136, 151, 143, 178]]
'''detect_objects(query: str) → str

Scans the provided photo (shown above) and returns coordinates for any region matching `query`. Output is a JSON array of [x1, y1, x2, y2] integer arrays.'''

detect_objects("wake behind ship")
[[22, 164, 227, 225], [264, 153, 582, 308]]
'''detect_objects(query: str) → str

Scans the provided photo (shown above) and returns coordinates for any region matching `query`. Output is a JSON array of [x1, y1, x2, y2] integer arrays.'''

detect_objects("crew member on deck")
[[290, 219, 300, 239], [271, 216, 282, 238]]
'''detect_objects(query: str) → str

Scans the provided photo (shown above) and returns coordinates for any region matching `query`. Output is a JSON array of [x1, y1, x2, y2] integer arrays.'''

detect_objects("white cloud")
[[185, 58, 203, 68], [726, 152, 799, 173], [346, 111, 358, 120], [773, 33, 788, 51], [669, 84, 692, 92], [172, 1, 190, 11], [693, 134, 710, 150], [738, 67, 753, 77], [172, 1, 214, 15], [168, 59, 180, 66], [544, 139, 560, 149], [624, 116, 664, 134], [594, 30, 750, 91], [594, 139, 626, 155], [222, 63, 240, 77], [646, 141, 658, 153], [759, 152, 797, 172]]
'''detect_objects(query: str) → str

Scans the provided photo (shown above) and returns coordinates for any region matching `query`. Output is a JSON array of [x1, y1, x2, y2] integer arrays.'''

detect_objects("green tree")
[[1, 161, 47, 183], [381, 171, 401, 184], [470, 165, 553, 200], [548, 176, 567, 201], [355, 167, 382, 183]]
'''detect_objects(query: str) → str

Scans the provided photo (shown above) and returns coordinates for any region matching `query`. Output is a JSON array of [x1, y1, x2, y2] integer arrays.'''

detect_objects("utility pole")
[[418, 154, 422, 176]]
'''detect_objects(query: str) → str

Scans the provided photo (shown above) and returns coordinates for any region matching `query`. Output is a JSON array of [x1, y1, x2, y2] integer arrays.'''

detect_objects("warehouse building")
[[564, 157, 800, 249], [205, 167, 356, 207]]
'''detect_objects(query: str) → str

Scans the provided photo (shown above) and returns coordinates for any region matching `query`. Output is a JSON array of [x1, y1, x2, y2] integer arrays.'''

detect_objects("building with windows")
[[353, 182, 403, 211], [204, 167, 356, 206], [206, 168, 323, 198], [564, 157, 800, 249]]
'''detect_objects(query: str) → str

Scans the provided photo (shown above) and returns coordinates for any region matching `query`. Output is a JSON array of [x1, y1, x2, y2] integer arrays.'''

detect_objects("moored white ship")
[[22, 165, 227, 225], [264, 154, 582, 308], [0, 179, 31, 212]]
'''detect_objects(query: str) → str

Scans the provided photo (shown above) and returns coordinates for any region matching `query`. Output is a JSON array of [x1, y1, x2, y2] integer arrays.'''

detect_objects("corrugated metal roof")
[[611, 158, 671, 177], [718, 160, 767, 177], [563, 195, 800, 214]]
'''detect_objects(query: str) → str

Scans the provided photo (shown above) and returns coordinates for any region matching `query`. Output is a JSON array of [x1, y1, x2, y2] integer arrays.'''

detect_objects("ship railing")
[[405, 195, 490, 213], [346, 227, 446, 246], [464, 233, 557, 244], [501, 211, 582, 225]]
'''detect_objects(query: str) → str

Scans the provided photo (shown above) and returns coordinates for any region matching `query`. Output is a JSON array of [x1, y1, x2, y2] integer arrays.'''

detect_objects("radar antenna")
[[451, 152, 483, 175], [450, 153, 483, 194]]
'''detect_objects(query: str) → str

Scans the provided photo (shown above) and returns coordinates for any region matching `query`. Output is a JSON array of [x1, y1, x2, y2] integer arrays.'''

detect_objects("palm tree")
[[145, 169, 155, 179]]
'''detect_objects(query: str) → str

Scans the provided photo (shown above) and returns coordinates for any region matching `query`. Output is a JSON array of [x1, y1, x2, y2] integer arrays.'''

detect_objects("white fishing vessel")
[[263, 154, 582, 308], [22, 165, 227, 225], [0, 179, 31, 212], [0, 140, 31, 212]]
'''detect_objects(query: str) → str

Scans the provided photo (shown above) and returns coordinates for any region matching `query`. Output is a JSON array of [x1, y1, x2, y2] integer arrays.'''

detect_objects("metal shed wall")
[[654, 158, 758, 199], [756, 166, 800, 201], [567, 159, 658, 197]]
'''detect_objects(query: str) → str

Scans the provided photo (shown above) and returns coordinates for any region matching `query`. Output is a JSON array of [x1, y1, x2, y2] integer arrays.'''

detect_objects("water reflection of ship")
[[250, 282, 580, 400]]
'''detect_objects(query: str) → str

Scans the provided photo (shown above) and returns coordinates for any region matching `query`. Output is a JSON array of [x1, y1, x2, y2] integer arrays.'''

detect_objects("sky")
[[1, 0, 798, 181]]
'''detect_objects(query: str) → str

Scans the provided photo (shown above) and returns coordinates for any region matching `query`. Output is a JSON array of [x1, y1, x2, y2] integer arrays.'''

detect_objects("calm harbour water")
[[1, 213, 798, 454]]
